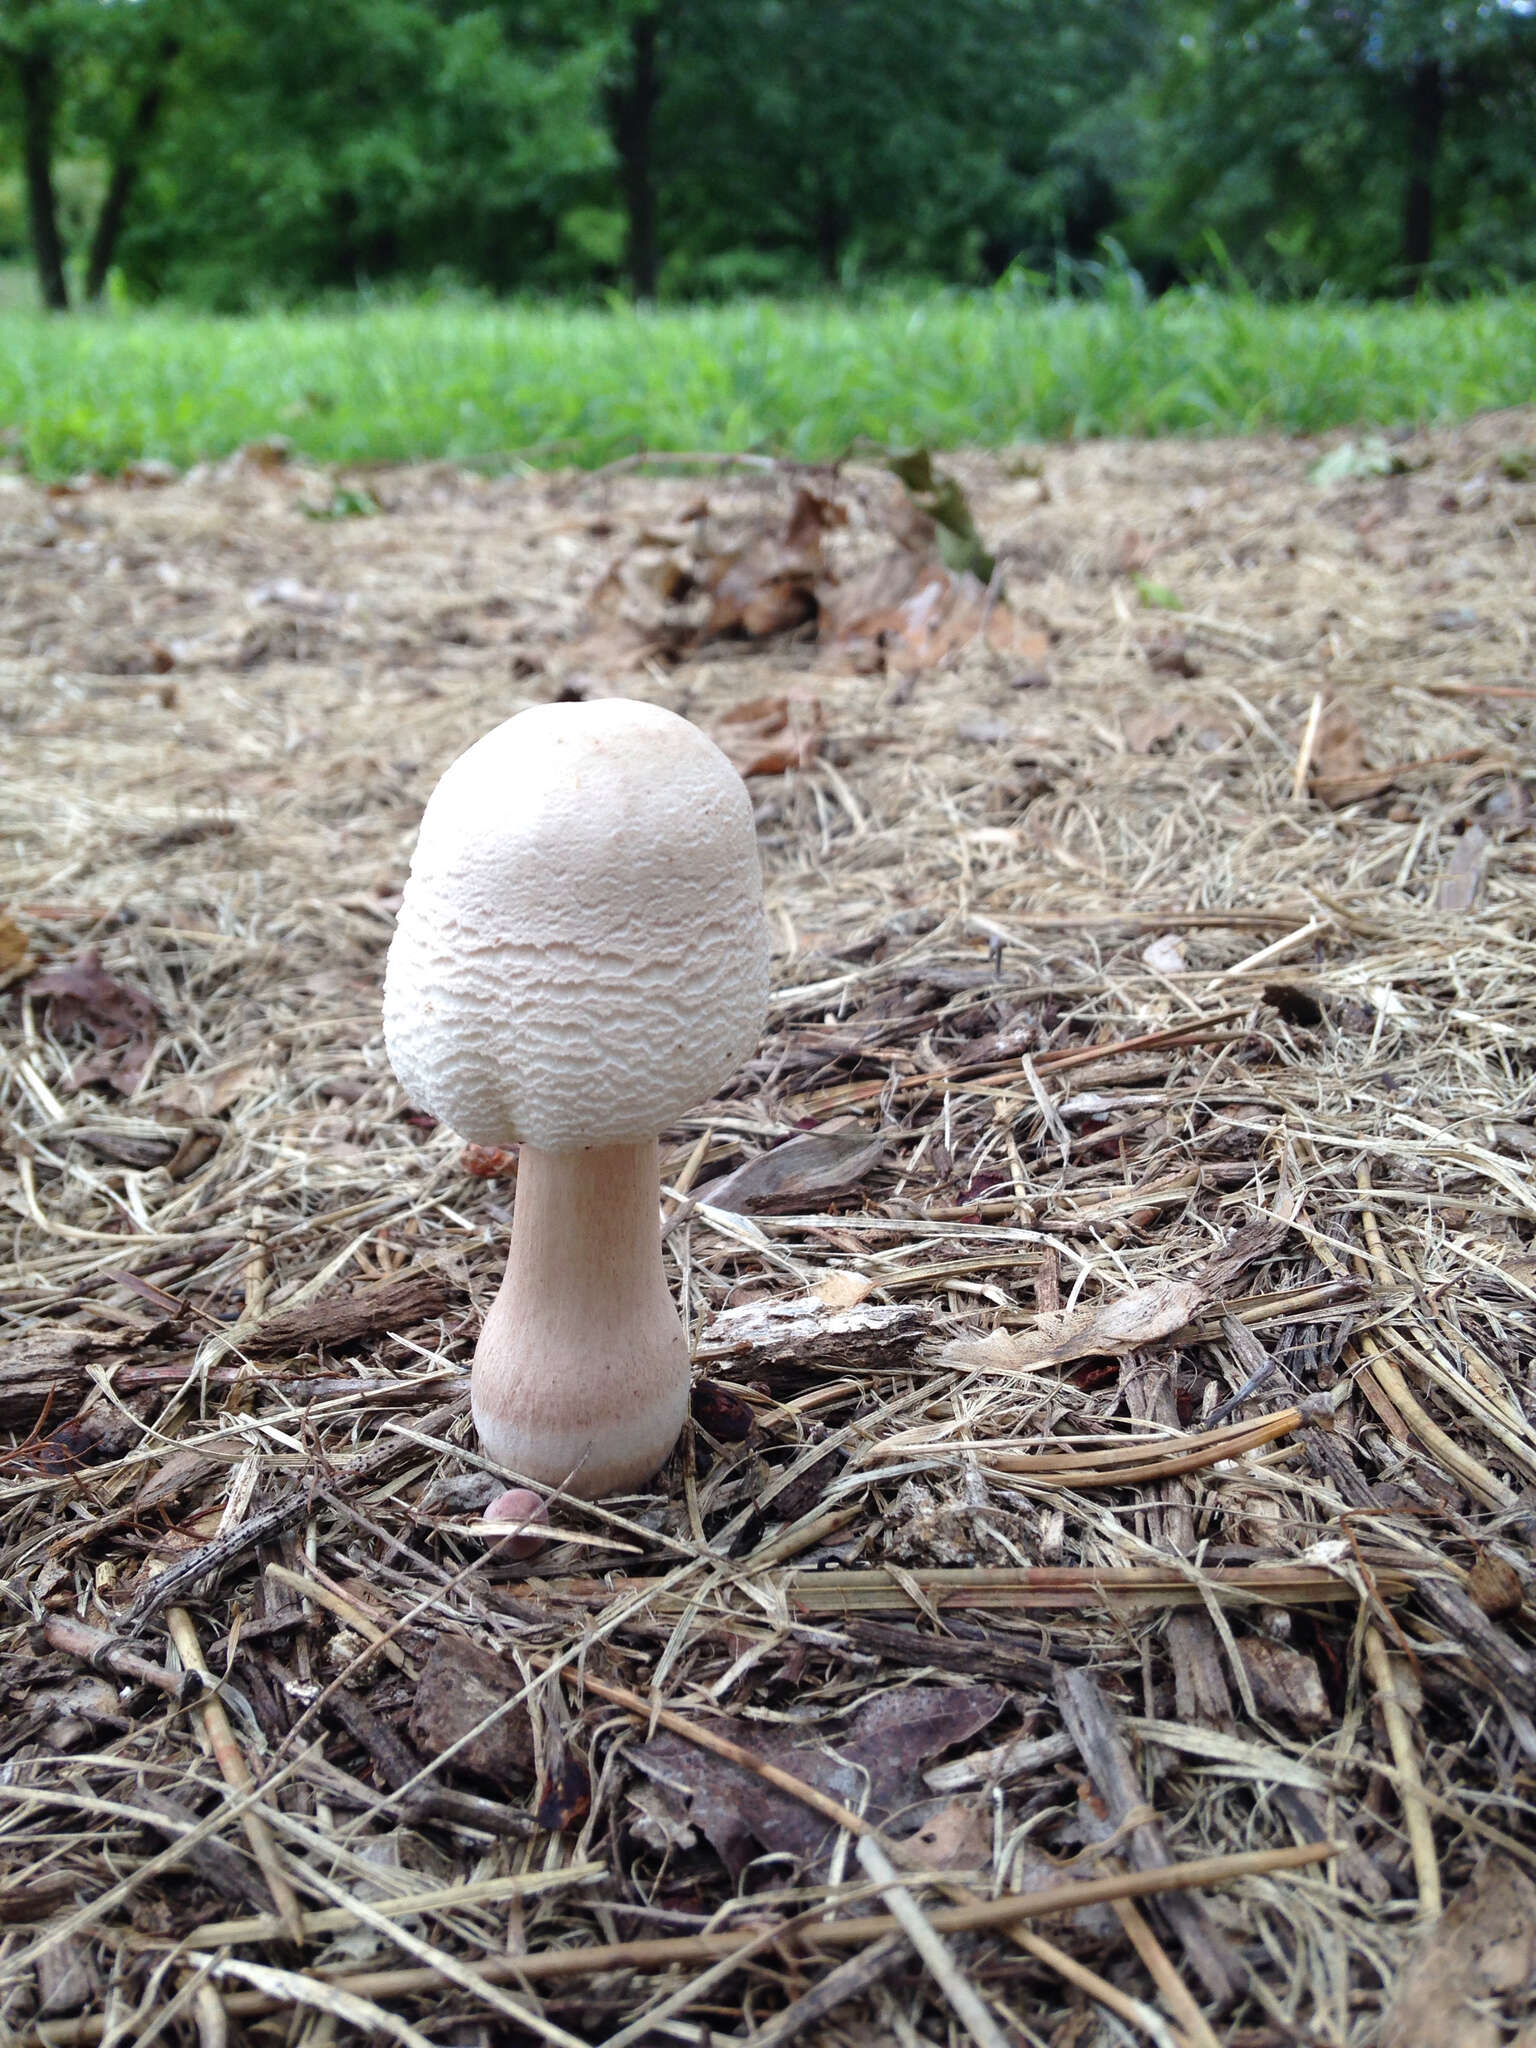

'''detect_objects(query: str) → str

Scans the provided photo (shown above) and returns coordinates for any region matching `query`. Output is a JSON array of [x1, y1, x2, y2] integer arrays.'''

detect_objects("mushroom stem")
[[472, 1140, 690, 1498]]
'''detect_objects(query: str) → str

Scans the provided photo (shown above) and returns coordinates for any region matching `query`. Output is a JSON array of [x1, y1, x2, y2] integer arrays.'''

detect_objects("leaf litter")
[[1, 413, 1535, 2043]]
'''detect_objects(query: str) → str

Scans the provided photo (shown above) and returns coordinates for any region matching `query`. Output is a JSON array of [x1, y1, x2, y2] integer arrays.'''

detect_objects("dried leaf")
[[697, 488, 843, 642], [941, 1278, 1205, 1374], [819, 551, 1045, 674], [1435, 824, 1489, 913], [29, 950, 160, 1095], [1310, 704, 1395, 806], [409, 1637, 536, 1786], [704, 1130, 884, 1212], [1309, 435, 1407, 486], [1382, 1858, 1536, 2048], [1123, 703, 1189, 754], [156, 1056, 265, 1117], [901, 1796, 992, 1869], [629, 1684, 1005, 1877], [1468, 1550, 1524, 1621], [1235, 1638, 1331, 1732], [535, 1749, 591, 1834], [0, 911, 35, 990], [461, 1143, 518, 1179], [690, 1379, 757, 1442], [712, 693, 825, 777], [812, 1268, 875, 1310]]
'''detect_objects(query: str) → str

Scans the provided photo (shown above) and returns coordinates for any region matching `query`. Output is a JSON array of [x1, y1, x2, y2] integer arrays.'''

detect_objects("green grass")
[[2, 283, 1535, 478]]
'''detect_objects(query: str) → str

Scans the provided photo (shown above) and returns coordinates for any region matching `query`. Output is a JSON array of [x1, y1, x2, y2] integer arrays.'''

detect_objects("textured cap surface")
[[384, 700, 770, 1150]]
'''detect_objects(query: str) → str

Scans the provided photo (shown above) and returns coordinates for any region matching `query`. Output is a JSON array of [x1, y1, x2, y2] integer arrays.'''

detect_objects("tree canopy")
[[1, 0, 1533, 307]]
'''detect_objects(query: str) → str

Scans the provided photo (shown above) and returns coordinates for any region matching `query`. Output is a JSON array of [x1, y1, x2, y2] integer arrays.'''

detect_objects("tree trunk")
[[14, 42, 69, 310], [1402, 56, 1446, 282], [608, 10, 661, 302], [815, 190, 846, 285], [85, 39, 180, 303]]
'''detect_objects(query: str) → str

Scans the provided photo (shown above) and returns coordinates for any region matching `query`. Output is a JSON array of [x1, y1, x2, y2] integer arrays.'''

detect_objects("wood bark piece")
[[1415, 1575, 1536, 1708], [0, 1274, 453, 1430], [325, 1687, 539, 1839], [1054, 1665, 1242, 2010], [695, 1298, 932, 1376], [843, 1616, 1056, 1689], [232, 1270, 454, 1355]]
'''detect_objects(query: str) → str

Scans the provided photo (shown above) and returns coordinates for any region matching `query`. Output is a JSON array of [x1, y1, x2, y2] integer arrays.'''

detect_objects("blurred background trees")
[[1, 0, 1532, 308]]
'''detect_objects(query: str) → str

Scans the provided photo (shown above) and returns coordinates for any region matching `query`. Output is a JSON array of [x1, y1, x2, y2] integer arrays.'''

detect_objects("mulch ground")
[[2, 408, 1536, 2047]]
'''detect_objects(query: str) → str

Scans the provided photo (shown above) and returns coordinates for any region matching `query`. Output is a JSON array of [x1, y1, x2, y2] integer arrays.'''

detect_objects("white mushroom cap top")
[[383, 700, 771, 1152]]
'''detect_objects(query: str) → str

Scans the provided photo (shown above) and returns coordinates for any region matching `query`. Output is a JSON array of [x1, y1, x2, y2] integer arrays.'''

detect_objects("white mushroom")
[[383, 700, 770, 1498]]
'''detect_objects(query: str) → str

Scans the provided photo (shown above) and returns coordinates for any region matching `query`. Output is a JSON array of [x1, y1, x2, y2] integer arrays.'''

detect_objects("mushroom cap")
[[383, 700, 771, 1151]]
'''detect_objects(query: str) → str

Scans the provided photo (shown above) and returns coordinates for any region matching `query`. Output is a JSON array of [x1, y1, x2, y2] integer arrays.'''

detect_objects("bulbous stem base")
[[470, 1140, 689, 1498]]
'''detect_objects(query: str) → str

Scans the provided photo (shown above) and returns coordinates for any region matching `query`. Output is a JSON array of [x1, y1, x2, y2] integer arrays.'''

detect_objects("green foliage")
[[2, 0, 1533, 307], [1130, 0, 1536, 292], [2, 288, 1534, 479]]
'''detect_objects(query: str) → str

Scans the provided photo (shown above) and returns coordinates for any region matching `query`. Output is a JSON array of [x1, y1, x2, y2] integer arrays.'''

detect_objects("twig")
[[38, 1615, 200, 1703], [1008, 1921, 1185, 2048], [1110, 1896, 1221, 2048], [124, 1398, 466, 1624], [173, 1866, 603, 1951], [854, 1833, 1013, 2048], [1363, 1626, 1441, 1920], [28, 1845, 1336, 2046], [1292, 691, 1325, 800], [1054, 1667, 1241, 2009], [266, 1562, 413, 1672], [164, 1606, 307, 1945], [738, 1936, 906, 2048]]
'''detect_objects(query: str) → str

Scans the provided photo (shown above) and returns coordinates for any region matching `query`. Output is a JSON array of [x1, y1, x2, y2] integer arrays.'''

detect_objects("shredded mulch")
[[2, 409, 1536, 2046]]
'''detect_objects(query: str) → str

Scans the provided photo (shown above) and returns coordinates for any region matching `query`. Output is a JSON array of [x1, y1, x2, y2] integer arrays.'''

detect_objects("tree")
[[1136, 0, 1536, 291], [605, 6, 661, 299], [642, 0, 1144, 293], [1, 2, 72, 306], [112, 0, 611, 304]]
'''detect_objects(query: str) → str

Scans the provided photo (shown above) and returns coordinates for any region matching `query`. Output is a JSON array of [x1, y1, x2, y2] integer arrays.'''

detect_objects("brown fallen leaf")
[[812, 1268, 875, 1310], [901, 1796, 993, 1870], [1309, 703, 1396, 806], [697, 487, 844, 642], [1235, 1637, 1330, 1732], [0, 910, 35, 990], [711, 692, 825, 777], [1145, 633, 1202, 678], [156, 1055, 265, 1118], [27, 950, 161, 1095], [1468, 1549, 1524, 1621], [1123, 703, 1190, 754], [940, 1278, 1206, 1374], [1435, 823, 1489, 913], [409, 1636, 536, 1786], [535, 1747, 592, 1834], [689, 1379, 757, 1442], [629, 1684, 1005, 1877], [818, 551, 1046, 674], [703, 1130, 884, 1212], [1382, 1857, 1536, 2048]]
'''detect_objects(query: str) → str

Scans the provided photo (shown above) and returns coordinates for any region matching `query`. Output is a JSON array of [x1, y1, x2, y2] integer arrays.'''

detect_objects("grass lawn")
[[2, 279, 1535, 477]]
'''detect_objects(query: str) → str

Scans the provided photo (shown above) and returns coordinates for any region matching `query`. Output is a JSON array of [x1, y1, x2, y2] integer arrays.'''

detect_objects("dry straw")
[[2, 412, 1536, 2044]]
